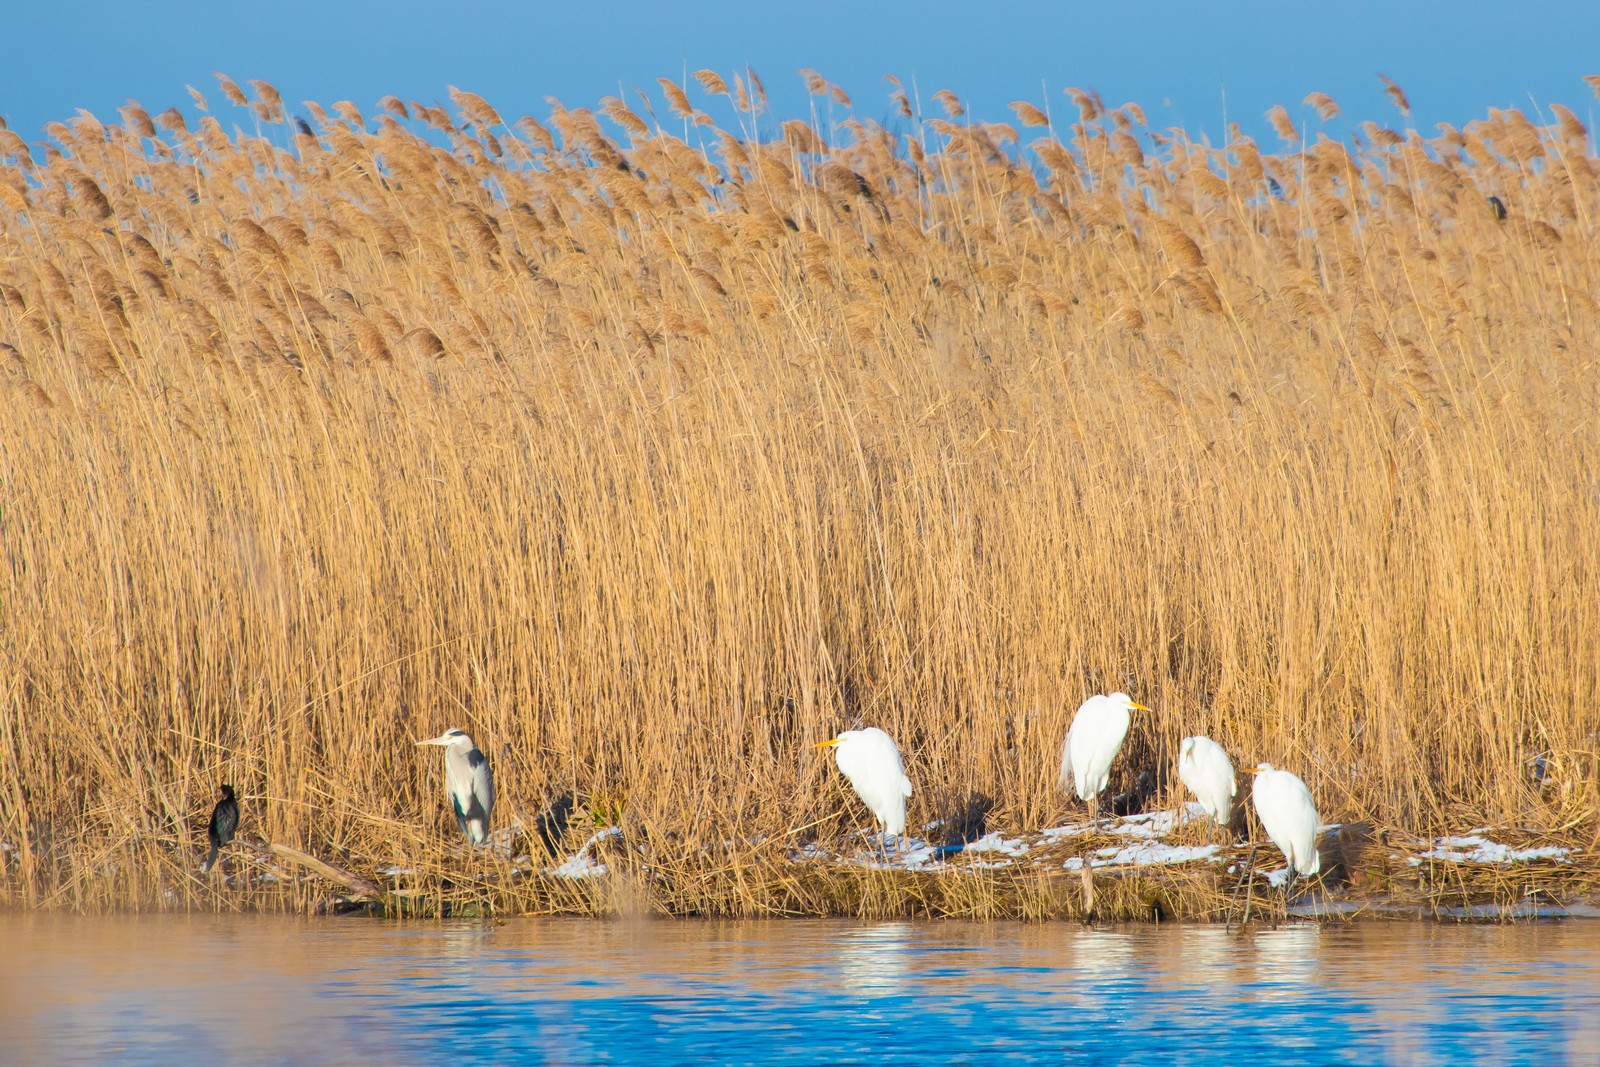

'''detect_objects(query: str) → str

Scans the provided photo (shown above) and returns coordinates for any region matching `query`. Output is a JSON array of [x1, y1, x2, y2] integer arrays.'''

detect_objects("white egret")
[[417, 729, 495, 845], [1060, 692, 1148, 822], [815, 727, 913, 848], [1249, 763, 1320, 884], [1177, 736, 1236, 830]]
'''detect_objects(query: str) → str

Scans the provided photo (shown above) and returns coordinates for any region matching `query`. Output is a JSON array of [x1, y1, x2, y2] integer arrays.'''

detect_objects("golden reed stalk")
[[0, 74, 1596, 916]]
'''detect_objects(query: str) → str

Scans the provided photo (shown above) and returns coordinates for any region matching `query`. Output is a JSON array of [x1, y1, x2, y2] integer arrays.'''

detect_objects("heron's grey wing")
[[445, 747, 484, 835], [467, 747, 494, 824]]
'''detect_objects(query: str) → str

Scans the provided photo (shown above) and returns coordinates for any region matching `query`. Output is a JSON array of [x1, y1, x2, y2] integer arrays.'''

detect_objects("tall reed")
[[0, 73, 1596, 913]]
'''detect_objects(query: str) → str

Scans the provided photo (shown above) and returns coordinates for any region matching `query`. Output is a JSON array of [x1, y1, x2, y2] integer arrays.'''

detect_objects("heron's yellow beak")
[[813, 738, 841, 750], [416, 735, 449, 747], [1129, 702, 1151, 712]]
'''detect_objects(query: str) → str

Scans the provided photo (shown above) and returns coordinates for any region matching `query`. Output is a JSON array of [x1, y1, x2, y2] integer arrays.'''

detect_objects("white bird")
[[1249, 763, 1320, 881], [416, 728, 495, 845], [1060, 692, 1148, 820], [1178, 735, 1237, 828], [815, 727, 913, 843]]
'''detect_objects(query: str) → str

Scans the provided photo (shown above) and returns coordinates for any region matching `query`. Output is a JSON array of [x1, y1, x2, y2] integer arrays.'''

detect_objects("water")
[[3, 916, 1597, 1065]]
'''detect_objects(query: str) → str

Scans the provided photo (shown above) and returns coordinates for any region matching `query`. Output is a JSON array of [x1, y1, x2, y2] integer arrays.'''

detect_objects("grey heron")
[[417, 729, 495, 845], [203, 784, 238, 873]]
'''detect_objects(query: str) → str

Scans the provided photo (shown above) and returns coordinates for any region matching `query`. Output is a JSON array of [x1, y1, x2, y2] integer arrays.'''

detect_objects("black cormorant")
[[204, 784, 239, 873]]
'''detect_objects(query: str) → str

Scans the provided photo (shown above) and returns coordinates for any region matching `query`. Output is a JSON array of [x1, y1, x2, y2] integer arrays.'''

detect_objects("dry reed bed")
[[0, 71, 1598, 917]]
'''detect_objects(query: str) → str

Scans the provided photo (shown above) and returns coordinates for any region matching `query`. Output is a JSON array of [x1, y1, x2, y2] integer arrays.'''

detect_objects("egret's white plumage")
[[816, 727, 913, 837], [1060, 692, 1147, 805], [417, 728, 495, 845], [1249, 763, 1320, 877], [1177, 735, 1236, 825]]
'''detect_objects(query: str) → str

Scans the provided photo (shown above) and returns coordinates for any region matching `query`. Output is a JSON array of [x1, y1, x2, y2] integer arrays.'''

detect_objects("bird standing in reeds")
[[1061, 692, 1147, 825], [1178, 735, 1237, 835], [815, 727, 913, 854], [1249, 763, 1321, 890], [203, 784, 239, 874], [417, 729, 496, 845]]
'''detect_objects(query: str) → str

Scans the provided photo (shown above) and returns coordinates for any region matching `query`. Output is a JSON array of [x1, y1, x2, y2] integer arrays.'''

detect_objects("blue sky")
[[2, 1, 1597, 147]]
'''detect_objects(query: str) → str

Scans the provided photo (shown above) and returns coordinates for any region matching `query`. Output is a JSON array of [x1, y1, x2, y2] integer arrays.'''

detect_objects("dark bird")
[[204, 784, 239, 873]]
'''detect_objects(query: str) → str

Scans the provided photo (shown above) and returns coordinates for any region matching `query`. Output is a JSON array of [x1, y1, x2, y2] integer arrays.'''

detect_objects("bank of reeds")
[[1, 71, 1598, 916]]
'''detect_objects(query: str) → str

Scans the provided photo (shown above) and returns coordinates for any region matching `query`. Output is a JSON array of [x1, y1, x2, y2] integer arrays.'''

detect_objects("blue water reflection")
[[2, 916, 1597, 1065]]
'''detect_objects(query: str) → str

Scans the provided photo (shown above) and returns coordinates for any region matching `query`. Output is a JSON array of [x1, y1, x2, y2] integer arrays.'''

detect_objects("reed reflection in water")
[[1, 916, 1597, 1065]]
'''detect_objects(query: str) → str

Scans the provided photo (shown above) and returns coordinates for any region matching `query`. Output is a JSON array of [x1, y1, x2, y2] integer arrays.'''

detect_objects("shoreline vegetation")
[[1, 70, 1597, 920]]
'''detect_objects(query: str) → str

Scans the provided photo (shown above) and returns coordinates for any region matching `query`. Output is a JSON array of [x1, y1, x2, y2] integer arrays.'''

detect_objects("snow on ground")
[[1064, 843, 1221, 871], [549, 827, 621, 879], [786, 809, 1571, 878], [284, 813, 1578, 885], [1409, 834, 1571, 865], [796, 807, 1230, 873], [962, 832, 1028, 857], [1108, 804, 1208, 838]]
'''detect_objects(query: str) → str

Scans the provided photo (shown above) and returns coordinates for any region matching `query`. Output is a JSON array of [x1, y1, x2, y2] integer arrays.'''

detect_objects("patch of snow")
[[962, 832, 1027, 857], [830, 836, 937, 870], [379, 866, 416, 877], [1037, 807, 1203, 843], [892, 839, 940, 870], [1039, 822, 1093, 842], [550, 853, 607, 879], [1064, 843, 1220, 870], [1114, 842, 1220, 865], [1417, 835, 1570, 864], [1110, 806, 1201, 838], [550, 827, 621, 880]]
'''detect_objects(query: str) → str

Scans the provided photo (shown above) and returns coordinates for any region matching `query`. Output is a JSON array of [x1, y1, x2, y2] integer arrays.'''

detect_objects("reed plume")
[[0, 69, 1596, 918]]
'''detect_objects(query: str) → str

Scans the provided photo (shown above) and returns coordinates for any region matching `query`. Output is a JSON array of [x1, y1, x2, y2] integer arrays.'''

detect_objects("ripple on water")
[[0, 916, 1598, 1065]]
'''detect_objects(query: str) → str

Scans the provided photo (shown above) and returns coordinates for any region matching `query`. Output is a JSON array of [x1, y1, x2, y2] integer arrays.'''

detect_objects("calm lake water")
[[2, 916, 1597, 1065]]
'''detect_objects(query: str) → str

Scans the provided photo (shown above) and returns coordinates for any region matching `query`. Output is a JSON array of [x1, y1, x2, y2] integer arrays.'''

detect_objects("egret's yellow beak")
[[813, 738, 841, 750], [1129, 701, 1151, 712]]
